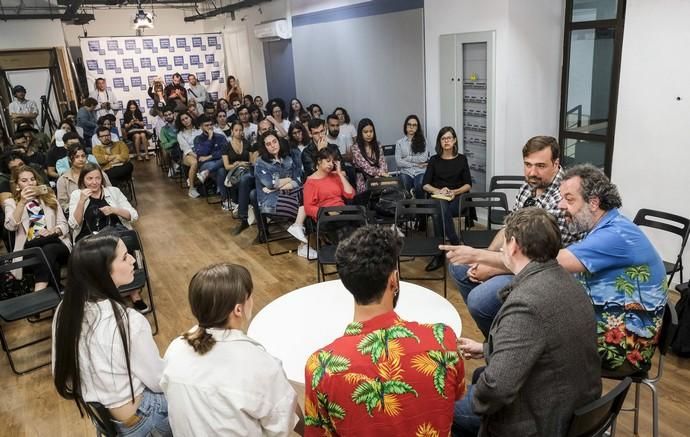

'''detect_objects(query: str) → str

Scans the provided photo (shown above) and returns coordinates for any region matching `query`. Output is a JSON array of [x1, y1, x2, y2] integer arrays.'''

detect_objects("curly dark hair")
[[563, 164, 622, 211], [335, 225, 402, 305]]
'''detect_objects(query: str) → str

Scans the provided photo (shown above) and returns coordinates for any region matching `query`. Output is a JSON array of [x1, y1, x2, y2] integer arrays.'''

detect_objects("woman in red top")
[[303, 148, 355, 221]]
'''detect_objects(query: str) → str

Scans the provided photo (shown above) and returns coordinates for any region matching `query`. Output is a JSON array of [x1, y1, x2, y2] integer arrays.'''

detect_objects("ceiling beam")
[[184, 0, 270, 22], [56, 0, 201, 4], [0, 13, 95, 20]]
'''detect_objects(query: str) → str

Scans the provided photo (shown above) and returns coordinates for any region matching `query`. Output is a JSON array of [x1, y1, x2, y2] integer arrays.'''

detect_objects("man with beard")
[[304, 225, 465, 436], [443, 164, 667, 374], [325, 113, 351, 161], [447, 136, 581, 336]]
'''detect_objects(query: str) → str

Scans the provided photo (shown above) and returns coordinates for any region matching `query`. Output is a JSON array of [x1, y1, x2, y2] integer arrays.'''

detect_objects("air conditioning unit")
[[254, 19, 291, 40]]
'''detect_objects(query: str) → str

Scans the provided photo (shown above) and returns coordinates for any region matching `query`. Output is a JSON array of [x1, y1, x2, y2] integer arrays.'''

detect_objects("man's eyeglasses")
[[98, 134, 111, 139]]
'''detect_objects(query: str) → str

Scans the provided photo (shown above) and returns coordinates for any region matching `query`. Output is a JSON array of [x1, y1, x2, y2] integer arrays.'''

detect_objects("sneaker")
[[197, 170, 209, 183], [172, 162, 180, 172], [232, 220, 250, 236], [288, 223, 308, 243], [391, 224, 405, 238], [247, 205, 256, 225], [132, 299, 148, 312], [231, 206, 240, 219], [297, 243, 318, 260], [221, 200, 231, 211], [188, 187, 201, 198], [167, 167, 175, 178]]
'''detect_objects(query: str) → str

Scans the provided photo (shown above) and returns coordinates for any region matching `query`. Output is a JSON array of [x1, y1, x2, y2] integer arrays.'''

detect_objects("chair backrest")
[[394, 199, 444, 237], [566, 377, 632, 437], [116, 228, 143, 253], [365, 176, 401, 192], [85, 402, 118, 437], [459, 191, 509, 229], [382, 144, 398, 173], [633, 208, 690, 247], [657, 300, 679, 356], [316, 205, 368, 228], [489, 175, 524, 191], [0, 247, 61, 291]]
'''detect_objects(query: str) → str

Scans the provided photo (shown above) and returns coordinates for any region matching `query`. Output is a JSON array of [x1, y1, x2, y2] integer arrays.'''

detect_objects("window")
[[559, 0, 626, 175]]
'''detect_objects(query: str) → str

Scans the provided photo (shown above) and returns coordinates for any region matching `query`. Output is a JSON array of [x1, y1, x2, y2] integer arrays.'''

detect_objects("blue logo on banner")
[[211, 70, 221, 80], [131, 77, 142, 87], [209, 92, 219, 100], [147, 75, 158, 84], [125, 39, 137, 50], [159, 38, 170, 49], [146, 98, 154, 108], [123, 86, 130, 92], [189, 55, 200, 65], [140, 58, 151, 68], [123, 58, 135, 69], [106, 40, 119, 50], [164, 74, 173, 83], [176, 38, 186, 48], [196, 72, 206, 82], [87, 41, 100, 51], [192, 37, 202, 47], [86, 60, 99, 71], [207, 36, 217, 46], [205, 54, 215, 64], [157, 57, 168, 67], [112, 78, 125, 88], [104, 59, 117, 70], [173, 56, 184, 66], [143, 39, 154, 49]]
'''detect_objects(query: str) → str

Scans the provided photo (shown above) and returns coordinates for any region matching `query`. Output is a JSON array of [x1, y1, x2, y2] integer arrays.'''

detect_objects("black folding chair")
[[488, 175, 523, 225], [601, 301, 678, 437], [117, 229, 160, 335], [395, 199, 448, 297], [256, 208, 301, 256], [566, 377, 632, 437], [633, 209, 690, 285], [362, 176, 407, 225], [458, 192, 509, 248], [0, 247, 62, 374], [316, 205, 368, 282]]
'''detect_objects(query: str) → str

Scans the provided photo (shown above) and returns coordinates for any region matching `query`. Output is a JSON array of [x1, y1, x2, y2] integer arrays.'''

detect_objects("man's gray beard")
[[566, 208, 596, 234]]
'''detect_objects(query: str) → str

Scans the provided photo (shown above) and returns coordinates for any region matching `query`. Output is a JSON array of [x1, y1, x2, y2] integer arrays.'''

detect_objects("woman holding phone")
[[3, 165, 71, 291]]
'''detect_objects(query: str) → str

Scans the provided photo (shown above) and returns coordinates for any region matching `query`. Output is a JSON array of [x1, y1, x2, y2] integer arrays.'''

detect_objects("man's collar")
[[343, 310, 400, 336]]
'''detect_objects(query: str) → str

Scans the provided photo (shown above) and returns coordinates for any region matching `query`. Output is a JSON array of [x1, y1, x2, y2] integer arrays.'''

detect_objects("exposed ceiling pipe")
[[184, 0, 270, 22], [0, 13, 95, 20]]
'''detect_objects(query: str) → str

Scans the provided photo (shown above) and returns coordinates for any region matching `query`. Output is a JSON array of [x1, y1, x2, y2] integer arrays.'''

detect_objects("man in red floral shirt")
[[304, 225, 465, 436]]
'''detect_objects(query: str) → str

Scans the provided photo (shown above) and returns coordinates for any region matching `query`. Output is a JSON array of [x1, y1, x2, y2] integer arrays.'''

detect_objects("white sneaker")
[[172, 162, 180, 172], [297, 243, 318, 260], [196, 170, 209, 183], [221, 200, 231, 211], [231, 205, 240, 219], [188, 187, 200, 198], [288, 223, 308, 243], [167, 167, 175, 178], [391, 224, 405, 238], [247, 205, 256, 225]]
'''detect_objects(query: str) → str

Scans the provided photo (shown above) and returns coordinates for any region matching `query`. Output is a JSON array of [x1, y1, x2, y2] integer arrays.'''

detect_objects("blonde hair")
[[11, 165, 58, 210]]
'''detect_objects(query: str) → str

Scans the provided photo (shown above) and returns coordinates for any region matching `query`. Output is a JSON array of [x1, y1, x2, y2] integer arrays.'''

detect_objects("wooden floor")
[[0, 161, 688, 436]]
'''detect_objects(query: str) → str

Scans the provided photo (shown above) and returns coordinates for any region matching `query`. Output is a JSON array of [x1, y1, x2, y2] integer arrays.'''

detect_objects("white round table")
[[248, 280, 461, 384]]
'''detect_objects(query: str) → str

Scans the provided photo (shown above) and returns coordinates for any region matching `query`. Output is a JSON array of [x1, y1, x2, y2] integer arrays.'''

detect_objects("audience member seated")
[[77, 98, 99, 146], [187, 97, 203, 120], [165, 72, 188, 110], [288, 98, 309, 123], [287, 121, 309, 178], [452, 208, 602, 436], [265, 101, 290, 138], [3, 165, 70, 291], [62, 110, 85, 138], [92, 127, 134, 187], [176, 111, 202, 198], [90, 114, 121, 146], [228, 97, 242, 123], [301, 118, 343, 178], [161, 263, 303, 436], [225, 75, 243, 103], [326, 114, 352, 162], [194, 115, 228, 202], [53, 232, 171, 436], [46, 129, 68, 180], [215, 109, 232, 139], [237, 105, 258, 144], [395, 114, 428, 199], [216, 98, 231, 116], [223, 122, 254, 233], [90, 77, 121, 119], [250, 104, 264, 124], [185, 73, 207, 106], [253, 95, 265, 113], [444, 164, 669, 374], [308, 103, 323, 120], [123, 100, 151, 161], [55, 133, 100, 176], [421, 126, 471, 271], [243, 94, 254, 108], [57, 143, 111, 212], [148, 76, 169, 115], [158, 108, 180, 175], [12, 130, 45, 170], [17, 121, 51, 155], [449, 136, 583, 337], [56, 118, 78, 137], [333, 106, 356, 147], [304, 225, 465, 436], [351, 118, 389, 193], [255, 131, 308, 245], [303, 148, 354, 221]]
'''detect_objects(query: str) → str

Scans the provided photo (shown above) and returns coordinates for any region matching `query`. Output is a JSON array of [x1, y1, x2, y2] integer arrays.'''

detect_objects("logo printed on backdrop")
[[159, 38, 170, 48], [173, 56, 185, 66], [105, 59, 117, 70], [112, 78, 125, 89], [192, 37, 202, 47], [131, 77, 142, 87], [86, 60, 99, 71], [143, 39, 154, 49], [189, 55, 200, 65], [157, 57, 169, 67], [88, 41, 100, 52], [176, 38, 187, 48], [140, 58, 152, 68], [125, 39, 137, 50], [196, 72, 207, 82], [205, 54, 215, 64], [123, 59, 135, 70]]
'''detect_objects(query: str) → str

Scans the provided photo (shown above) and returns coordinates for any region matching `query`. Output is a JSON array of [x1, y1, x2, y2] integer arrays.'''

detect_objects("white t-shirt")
[[161, 328, 298, 437], [52, 300, 165, 408], [243, 123, 258, 143]]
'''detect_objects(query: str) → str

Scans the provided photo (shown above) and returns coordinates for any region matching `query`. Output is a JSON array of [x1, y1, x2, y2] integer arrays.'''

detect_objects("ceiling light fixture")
[[133, 4, 154, 29]]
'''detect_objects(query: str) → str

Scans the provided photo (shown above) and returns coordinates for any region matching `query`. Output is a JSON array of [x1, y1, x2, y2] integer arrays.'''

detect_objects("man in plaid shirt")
[[448, 136, 582, 336]]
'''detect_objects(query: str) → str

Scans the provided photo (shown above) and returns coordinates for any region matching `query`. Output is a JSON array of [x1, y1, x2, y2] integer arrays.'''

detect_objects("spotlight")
[[133, 9, 154, 29]]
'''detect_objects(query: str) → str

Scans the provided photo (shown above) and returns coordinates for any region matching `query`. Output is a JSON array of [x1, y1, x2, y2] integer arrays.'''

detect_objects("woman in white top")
[[333, 106, 356, 146], [161, 263, 303, 437], [265, 102, 290, 138], [176, 111, 202, 198], [52, 232, 171, 437]]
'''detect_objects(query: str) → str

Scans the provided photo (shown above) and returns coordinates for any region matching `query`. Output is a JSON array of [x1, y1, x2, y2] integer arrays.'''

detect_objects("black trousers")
[[106, 161, 134, 186], [31, 241, 70, 284]]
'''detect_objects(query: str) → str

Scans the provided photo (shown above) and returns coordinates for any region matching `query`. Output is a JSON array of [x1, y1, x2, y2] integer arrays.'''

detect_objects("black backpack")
[[672, 282, 690, 357]]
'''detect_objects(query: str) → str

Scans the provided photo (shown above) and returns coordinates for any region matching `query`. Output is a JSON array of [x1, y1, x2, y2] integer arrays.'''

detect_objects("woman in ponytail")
[[52, 232, 171, 436], [161, 263, 303, 436]]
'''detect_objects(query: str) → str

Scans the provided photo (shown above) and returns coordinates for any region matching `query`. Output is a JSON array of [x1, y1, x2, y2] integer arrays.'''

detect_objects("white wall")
[[0, 20, 67, 49], [424, 0, 564, 176], [612, 0, 690, 279]]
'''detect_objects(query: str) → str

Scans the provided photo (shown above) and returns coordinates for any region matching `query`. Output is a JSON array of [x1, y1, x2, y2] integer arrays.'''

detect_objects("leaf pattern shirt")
[[304, 311, 465, 437], [568, 209, 668, 372]]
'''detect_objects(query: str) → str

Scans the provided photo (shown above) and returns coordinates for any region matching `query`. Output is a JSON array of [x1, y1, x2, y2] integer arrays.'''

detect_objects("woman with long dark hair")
[[395, 115, 428, 199], [351, 118, 388, 193], [422, 126, 472, 271], [307, 104, 323, 120], [161, 263, 302, 436], [333, 106, 356, 144], [222, 121, 254, 231], [287, 121, 309, 178], [288, 98, 308, 123], [122, 100, 150, 161], [52, 233, 171, 436]]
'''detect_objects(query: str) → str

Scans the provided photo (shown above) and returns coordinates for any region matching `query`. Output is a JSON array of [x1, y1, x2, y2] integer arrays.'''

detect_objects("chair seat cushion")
[[118, 269, 146, 293], [318, 245, 337, 264], [461, 230, 499, 249], [0, 287, 61, 322], [400, 238, 444, 257]]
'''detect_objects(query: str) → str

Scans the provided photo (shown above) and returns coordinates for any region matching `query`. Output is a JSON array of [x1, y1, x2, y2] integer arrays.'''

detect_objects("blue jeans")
[[113, 389, 172, 437], [398, 173, 425, 199], [452, 384, 481, 437], [449, 263, 513, 337], [199, 158, 227, 200], [432, 198, 461, 245], [229, 173, 255, 219]]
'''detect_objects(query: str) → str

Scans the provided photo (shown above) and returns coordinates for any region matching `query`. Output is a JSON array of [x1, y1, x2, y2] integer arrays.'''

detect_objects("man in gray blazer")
[[452, 208, 601, 436]]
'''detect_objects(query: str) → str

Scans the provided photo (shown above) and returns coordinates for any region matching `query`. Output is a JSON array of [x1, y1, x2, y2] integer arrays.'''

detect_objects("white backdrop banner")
[[80, 33, 226, 128]]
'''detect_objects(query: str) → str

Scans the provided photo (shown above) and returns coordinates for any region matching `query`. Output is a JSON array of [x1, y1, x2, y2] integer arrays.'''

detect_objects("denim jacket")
[[255, 155, 302, 213]]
